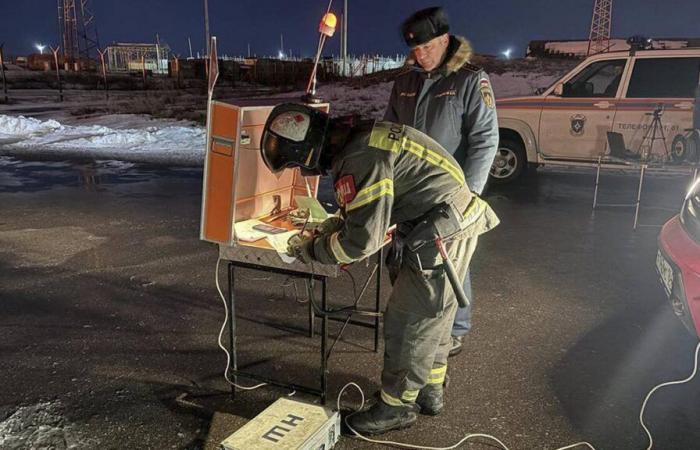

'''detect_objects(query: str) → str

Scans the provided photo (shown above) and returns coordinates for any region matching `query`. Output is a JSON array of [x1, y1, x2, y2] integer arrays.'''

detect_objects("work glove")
[[287, 234, 315, 264], [318, 216, 344, 235]]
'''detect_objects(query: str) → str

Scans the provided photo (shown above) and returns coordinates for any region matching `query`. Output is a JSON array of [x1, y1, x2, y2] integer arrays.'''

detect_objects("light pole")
[[204, 0, 210, 57]]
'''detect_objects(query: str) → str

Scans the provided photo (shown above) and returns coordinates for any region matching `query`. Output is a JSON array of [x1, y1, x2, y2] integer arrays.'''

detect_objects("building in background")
[[105, 43, 171, 74]]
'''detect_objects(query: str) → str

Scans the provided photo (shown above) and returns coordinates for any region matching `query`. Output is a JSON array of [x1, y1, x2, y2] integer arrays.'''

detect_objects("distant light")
[[501, 48, 513, 59], [278, 51, 285, 59], [35, 43, 46, 55]]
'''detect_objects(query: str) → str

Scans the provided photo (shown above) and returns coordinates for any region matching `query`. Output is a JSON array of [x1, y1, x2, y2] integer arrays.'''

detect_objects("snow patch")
[[0, 114, 205, 165], [0, 401, 96, 450]]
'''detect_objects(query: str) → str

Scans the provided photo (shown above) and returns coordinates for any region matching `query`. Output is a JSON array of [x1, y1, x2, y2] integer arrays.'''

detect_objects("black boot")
[[347, 399, 418, 435], [416, 383, 444, 416]]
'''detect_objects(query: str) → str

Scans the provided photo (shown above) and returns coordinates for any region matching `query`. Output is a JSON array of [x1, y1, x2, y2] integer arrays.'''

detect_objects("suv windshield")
[[562, 59, 627, 98]]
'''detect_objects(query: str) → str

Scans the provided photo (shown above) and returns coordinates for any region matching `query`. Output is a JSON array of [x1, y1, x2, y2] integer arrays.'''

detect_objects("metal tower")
[[57, 0, 100, 67], [587, 0, 613, 56]]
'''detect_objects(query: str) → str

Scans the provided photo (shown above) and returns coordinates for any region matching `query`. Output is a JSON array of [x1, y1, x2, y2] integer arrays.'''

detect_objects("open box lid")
[[200, 99, 329, 246]]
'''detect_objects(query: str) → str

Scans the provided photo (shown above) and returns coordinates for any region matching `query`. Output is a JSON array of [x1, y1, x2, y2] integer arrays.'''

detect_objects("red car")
[[657, 179, 700, 339]]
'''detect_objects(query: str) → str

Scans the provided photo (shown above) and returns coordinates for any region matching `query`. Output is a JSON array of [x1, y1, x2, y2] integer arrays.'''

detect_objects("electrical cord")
[[214, 256, 699, 449], [639, 341, 700, 450], [336, 383, 595, 450], [214, 257, 268, 391]]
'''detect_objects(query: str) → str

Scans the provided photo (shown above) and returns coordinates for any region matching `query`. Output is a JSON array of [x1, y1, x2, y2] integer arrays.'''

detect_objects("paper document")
[[233, 219, 268, 242], [294, 196, 329, 222]]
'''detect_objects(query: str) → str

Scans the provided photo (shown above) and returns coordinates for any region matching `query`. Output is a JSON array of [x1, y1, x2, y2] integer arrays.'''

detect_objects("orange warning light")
[[319, 13, 337, 37]]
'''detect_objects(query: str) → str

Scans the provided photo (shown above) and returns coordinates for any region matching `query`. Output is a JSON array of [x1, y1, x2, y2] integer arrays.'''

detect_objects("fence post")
[[50, 46, 63, 102], [97, 48, 108, 99]]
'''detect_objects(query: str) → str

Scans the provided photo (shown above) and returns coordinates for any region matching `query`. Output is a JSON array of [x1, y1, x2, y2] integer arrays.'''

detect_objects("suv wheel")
[[489, 139, 526, 184]]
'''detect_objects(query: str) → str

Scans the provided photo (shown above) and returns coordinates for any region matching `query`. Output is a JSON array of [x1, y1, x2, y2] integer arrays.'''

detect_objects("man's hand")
[[287, 234, 315, 264], [318, 216, 344, 235]]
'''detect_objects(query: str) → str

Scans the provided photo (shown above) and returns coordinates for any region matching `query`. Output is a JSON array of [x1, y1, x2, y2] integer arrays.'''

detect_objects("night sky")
[[2, 0, 699, 58]]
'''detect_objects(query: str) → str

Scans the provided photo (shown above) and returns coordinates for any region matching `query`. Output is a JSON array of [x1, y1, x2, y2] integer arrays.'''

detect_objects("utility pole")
[[0, 43, 8, 103], [188, 37, 193, 59], [204, 0, 210, 56], [280, 34, 284, 58]]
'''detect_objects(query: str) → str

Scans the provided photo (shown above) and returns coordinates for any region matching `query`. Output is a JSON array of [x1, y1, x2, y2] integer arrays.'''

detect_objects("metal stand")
[[225, 250, 383, 404], [593, 156, 697, 230]]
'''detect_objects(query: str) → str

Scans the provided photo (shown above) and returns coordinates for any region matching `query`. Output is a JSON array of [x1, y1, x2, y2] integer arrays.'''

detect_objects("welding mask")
[[261, 103, 329, 176]]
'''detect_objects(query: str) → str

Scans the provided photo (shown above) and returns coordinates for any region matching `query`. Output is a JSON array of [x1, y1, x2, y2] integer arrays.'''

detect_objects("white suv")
[[492, 48, 700, 183]]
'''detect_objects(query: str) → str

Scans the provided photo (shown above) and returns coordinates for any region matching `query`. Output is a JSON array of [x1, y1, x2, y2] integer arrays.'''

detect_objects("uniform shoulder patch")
[[334, 175, 357, 207], [479, 77, 495, 109]]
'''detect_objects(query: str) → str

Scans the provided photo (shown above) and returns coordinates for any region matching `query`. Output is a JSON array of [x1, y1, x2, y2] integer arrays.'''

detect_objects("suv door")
[[539, 58, 627, 160], [614, 56, 700, 161]]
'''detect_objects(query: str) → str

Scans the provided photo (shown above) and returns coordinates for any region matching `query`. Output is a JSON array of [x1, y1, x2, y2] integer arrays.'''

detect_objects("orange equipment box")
[[199, 99, 336, 274]]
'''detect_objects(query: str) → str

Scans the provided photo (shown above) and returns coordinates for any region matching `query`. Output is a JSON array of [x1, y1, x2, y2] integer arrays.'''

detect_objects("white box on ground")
[[220, 398, 341, 450]]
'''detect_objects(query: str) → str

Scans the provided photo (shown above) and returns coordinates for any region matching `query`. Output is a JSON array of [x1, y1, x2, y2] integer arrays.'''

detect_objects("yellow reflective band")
[[381, 390, 405, 406], [428, 365, 447, 384], [430, 365, 447, 376], [401, 389, 420, 402], [329, 231, 354, 264], [403, 140, 465, 186], [346, 178, 394, 212], [463, 197, 486, 226], [368, 121, 404, 153]]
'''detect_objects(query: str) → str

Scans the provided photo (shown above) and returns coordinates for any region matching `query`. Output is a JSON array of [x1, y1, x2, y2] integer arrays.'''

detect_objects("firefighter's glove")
[[287, 234, 315, 264], [318, 216, 344, 235]]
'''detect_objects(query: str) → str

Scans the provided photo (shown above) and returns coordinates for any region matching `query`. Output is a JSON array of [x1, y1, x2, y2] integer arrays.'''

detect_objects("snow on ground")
[[0, 67, 561, 165], [0, 114, 205, 165], [0, 401, 96, 450]]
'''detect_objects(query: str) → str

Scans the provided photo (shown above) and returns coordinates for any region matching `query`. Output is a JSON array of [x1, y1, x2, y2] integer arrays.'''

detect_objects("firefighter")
[[385, 7, 499, 357], [260, 103, 499, 435]]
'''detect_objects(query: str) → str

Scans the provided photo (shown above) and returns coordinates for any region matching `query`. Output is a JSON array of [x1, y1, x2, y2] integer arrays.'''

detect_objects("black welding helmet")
[[261, 103, 329, 175], [401, 6, 450, 47]]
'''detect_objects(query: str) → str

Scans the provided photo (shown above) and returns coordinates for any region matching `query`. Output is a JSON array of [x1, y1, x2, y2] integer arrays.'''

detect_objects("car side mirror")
[[553, 83, 564, 96]]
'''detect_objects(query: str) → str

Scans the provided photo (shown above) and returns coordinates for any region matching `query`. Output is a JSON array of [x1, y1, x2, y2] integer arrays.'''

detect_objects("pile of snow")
[[0, 114, 205, 165], [0, 401, 95, 450]]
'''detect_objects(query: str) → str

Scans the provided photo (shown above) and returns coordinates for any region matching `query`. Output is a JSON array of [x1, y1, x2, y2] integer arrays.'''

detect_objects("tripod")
[[638, 105, 669, 162]]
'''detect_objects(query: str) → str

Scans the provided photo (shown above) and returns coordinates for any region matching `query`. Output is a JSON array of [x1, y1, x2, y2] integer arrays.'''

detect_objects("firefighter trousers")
[[380, 234, 478, 406]]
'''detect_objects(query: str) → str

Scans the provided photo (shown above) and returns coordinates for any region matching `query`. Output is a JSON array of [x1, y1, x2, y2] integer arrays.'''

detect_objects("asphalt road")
[[1, 156, 699, 450]]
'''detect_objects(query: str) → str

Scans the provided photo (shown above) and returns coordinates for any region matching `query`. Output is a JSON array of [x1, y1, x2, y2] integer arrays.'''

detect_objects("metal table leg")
[[227, 262, 237, 399], [321, 276, 328, 404]]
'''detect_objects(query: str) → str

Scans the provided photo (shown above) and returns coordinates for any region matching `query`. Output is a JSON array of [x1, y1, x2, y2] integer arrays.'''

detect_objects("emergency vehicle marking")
[[334, 175, 357, 207], [346, 178, 394, 212], [570, 114, 586, 136], [497, 99, 692, 111]]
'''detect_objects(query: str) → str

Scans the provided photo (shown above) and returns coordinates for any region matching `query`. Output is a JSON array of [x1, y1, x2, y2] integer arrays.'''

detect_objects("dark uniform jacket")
[[311, 121, 498, 266], [384, 36, 499, 195]]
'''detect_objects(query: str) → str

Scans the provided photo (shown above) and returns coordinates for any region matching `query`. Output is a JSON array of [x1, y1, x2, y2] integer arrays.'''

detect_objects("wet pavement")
[[1, 156, 699, 450]]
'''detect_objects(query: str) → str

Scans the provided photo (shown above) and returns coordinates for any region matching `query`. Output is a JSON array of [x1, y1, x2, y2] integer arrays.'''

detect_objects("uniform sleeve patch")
[[334, 175, 357, 207], [479, 78, 495, 109]]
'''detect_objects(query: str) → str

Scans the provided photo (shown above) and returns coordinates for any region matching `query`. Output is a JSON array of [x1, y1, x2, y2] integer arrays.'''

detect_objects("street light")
[[35, 43, 46, 55], [501, 48, 512, 59]]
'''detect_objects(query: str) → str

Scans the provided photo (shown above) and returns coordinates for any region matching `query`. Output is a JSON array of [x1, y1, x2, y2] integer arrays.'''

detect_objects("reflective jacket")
[[384, 36, 499, 195], [311, 121, 498, 265]]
